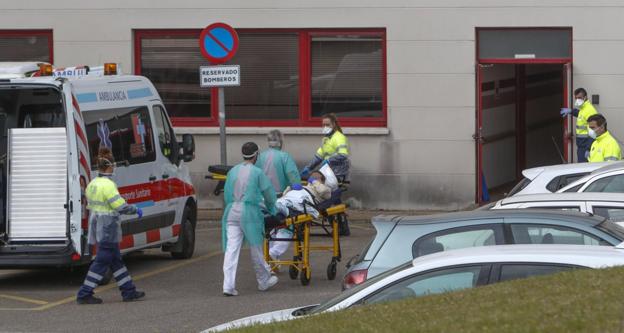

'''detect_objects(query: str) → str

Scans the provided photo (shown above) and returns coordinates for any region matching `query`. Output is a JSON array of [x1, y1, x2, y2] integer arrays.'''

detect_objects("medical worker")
[[222, 142, 278, 297], [76, 148, 145, 305], [301, 113, 350, 180], [255, 129, 301, 193], [561, 88, 599, 162], [587, 114, 622, 162]]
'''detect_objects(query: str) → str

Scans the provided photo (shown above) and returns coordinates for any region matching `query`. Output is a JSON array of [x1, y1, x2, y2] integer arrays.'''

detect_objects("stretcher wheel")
[[300, 267, 311, 286], [327, 260, 337, 280], [289, 263, 299, 280]]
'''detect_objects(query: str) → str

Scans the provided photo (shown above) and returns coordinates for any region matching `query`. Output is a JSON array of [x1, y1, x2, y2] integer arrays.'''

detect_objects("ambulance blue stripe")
[[76, 93, 98, 103], [135, 201, 155, 209], [127, 88, 153, 99]]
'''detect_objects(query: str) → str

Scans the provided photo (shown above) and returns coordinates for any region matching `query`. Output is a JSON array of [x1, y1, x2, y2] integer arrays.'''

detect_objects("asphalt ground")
[[0, 216, 376, 333]]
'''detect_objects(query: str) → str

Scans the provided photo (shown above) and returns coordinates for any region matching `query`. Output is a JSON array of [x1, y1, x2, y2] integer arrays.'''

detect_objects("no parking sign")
[[199, 23, 239, 64]]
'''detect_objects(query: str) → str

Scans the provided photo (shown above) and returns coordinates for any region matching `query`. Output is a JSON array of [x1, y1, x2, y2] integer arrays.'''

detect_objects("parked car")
[[205, 244, 624, 332], [343, 209, 624, 289], [506, 162, 613, 197], [491, 192, 624, 220], [558, 163, 624, 193]]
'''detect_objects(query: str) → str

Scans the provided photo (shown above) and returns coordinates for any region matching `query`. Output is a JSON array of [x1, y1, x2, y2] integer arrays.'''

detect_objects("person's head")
[[97, 147, 115, 175], [574, 88, 588, 108], [242, 142, 259, 164], [308, 171, 326, 184], [267, 129, 284, 149], [588, 114, 607, 138], [322, 113, 342, 135]]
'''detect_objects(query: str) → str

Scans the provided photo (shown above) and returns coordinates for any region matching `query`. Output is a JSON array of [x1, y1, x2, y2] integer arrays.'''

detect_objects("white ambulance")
[[0, 63, 197, 268]]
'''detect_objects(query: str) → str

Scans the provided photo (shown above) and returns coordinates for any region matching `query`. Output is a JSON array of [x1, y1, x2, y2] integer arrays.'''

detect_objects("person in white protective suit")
[[268, 171, 332, 264], [221, 142, 278, 297]]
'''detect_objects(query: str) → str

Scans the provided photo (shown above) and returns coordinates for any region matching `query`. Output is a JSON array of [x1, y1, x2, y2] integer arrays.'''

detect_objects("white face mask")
[[574, 98, 585, 108], [322, 126, 333, 135], [588, 128, 597, 139]]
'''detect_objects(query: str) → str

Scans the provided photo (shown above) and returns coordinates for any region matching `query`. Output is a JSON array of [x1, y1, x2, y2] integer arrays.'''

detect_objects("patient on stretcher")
[[266, 172, 331, 263]]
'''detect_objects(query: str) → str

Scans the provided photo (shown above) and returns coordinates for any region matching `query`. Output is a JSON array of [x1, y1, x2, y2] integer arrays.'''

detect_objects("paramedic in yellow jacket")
[[560, 88, 599, 162], [76, 148, 145, 305], [587, 114, 622, 163], [301, 113, 350, 179]]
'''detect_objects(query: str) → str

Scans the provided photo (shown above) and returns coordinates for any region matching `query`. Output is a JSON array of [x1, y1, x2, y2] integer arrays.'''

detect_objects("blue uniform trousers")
[[577, 137, 594, 163], [77, 243, 136, 299]]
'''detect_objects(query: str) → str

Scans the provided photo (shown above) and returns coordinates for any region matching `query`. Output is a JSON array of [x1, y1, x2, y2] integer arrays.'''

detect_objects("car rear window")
[[507, 178, 532, 197]]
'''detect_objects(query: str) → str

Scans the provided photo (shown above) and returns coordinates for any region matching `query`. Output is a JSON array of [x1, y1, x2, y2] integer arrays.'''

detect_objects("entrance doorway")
[[475, 28, 573, 203]]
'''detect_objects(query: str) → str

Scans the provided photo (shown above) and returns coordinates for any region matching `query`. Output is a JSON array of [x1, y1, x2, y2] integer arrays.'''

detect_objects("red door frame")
[[475, 27, 573, 204]]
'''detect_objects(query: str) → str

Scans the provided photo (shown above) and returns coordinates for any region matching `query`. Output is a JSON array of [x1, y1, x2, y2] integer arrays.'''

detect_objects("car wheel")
[[171, 206, 195, 259]]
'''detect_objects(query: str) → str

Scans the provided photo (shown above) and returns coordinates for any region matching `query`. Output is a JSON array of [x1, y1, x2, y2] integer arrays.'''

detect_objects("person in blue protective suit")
[[76, 148, 144, 305], [222, 142, 278, 297], [255, 129, 301, 193]]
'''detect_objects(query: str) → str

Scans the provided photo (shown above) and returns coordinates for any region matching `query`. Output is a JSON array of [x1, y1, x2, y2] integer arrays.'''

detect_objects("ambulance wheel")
[[300, 267, 311, 286], [289, 262, 299, 280], [99, 268, 112, 285], [171, 207, 195, 259], [327, 260, 337, 280]]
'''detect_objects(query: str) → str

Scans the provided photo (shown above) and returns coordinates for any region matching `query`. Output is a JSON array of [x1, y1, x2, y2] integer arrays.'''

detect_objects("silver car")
[[342, 209, 624, 289]]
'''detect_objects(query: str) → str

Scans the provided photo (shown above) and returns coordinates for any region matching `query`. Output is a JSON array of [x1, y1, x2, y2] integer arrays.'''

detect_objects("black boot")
[[77, 295, 103, 305], [123, 291, 146, 302]]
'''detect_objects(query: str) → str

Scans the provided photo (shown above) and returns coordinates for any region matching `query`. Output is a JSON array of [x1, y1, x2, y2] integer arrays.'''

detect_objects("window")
[[563, 184, 583, 193], [585, 175, 624, 193], [311, 35, 383, 118], [152, 105, 177, 163], [0, 30, 53, 63], [546, 173, 589, 192], [499, 264, 574, 282], [510, 224, 607, 245], [507, 178, 532, 197], [412, 224, 503, 258], [593, 206, 624, 220], [83, 106, 156, 167], [134, 29, 386, 127], [138, 32, 211, 119], [363, 266, 485, 305]]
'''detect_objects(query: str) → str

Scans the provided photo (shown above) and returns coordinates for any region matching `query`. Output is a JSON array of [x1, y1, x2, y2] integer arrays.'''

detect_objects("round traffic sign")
[[199, 23, 239, 64]]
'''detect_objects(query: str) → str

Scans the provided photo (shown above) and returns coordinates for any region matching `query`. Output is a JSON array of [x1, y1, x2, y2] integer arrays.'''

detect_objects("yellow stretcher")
[[206, 164, 349, 286], [263, 203, 346, 286]]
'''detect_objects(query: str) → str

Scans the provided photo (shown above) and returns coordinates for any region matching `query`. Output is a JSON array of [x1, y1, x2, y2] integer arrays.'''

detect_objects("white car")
[[491, 192, 624, 219], [204, 244, 624, 332], [507, 162, 614, 197], [558, 163, 624, 193]]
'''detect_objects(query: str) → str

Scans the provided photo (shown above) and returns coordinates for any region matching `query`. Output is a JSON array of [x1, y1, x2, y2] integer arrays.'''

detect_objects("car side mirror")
[[180, 134, 195, 162]]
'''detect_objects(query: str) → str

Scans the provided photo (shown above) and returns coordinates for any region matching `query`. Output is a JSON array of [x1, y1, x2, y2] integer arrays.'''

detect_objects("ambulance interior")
[[0, 86, 64, 236], [481, 64, 565, 200]]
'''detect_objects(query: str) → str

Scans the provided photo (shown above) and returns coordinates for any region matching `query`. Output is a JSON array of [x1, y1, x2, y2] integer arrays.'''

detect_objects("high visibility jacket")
[[316, 131, 350, 160], [576, 101, 599, 137], [589, 131, 622, 162], [86, 176, 136, 244]]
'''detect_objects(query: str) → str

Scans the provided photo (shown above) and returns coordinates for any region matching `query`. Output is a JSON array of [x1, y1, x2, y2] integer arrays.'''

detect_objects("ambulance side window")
[[83, 106, 156, 168], [152, 105, 176, 164]]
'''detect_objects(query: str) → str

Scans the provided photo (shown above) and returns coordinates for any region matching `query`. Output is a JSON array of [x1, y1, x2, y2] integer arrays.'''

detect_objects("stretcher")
[[206, 164, 349, 285]]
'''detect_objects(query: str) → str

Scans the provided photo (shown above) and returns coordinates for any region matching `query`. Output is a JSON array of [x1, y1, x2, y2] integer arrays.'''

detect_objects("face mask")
[[574, 98, 585, 108], [588, 128, 597, 139], [322, 126, 333, 135]]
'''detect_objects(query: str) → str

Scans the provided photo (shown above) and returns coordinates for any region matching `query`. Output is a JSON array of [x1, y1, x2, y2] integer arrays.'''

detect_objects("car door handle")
[[162, 174, 170, 179], [149, 176, 157, 181]]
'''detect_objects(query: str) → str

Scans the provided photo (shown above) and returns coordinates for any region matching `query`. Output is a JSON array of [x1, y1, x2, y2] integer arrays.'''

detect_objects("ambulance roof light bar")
[[104, 63, 117, 75], [38, 64, 53, 76]]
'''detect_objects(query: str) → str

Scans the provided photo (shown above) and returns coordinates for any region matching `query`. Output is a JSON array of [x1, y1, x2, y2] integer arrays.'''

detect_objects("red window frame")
[[134, 28, 387, 127], [0, 29, 54, 64]]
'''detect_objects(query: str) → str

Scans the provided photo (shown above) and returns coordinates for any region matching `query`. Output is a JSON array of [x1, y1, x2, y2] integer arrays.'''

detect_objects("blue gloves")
[[137, 207, 143, 219], [308, 177, 317, 184], [560, 108, 572, 117], [300, 167, 310, 178], [292, 183, 303, 191]]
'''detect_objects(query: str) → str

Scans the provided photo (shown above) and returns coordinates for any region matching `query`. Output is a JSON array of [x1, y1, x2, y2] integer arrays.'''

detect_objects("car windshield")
[[507, 178, 531, 197], [307, 261, 414, 315], [597, 220, 624, 241]]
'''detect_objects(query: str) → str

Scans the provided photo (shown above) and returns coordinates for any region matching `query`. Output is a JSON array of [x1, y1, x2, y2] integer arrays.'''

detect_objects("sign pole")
[[218, 87, 227, 165]]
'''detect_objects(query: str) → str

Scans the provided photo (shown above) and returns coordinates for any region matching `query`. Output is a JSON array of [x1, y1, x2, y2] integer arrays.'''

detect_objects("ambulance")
[[0, 62, 197, 268]]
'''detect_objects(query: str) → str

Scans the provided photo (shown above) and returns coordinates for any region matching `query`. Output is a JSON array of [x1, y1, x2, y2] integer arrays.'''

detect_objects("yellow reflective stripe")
[[109, 197, 126, 210]]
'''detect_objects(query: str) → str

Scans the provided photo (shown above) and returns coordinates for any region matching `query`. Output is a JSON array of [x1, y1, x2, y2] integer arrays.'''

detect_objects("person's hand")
[[292, 183, 303, 191], [560, 108, 572, 117], [137, 208, 143, 219], [300, 167, 310, 178]]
